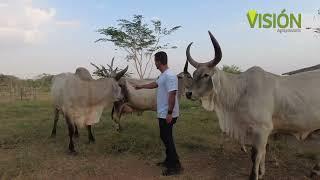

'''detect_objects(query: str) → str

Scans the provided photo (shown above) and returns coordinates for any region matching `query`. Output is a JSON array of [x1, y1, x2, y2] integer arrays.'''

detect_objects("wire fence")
[[0, 85, 50, 102]]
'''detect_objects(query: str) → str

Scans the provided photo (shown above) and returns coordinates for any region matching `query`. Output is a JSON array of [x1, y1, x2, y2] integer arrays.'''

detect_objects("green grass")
[[296, 150, 320, 161], [0, 99, 221, 178], [0, 99, 318, 179]]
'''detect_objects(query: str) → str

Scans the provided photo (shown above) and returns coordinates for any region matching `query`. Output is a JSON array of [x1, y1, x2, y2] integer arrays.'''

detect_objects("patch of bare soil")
[[15, 149, 318, 180], [1, 132, 319, 180]]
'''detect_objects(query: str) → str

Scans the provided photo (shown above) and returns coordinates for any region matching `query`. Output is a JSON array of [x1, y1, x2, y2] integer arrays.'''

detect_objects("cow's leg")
[[117, 118, 122, 132], [87, 125, 95, 143], [50, 108, 59, 137], [116, 117, 122, 132], [250, 146, 258, 180], [112, 115, 121, 132], [114, 103, 135, 132], [241, 144, 247, 153], [111, 104, 122, 132], [74, 124, 79, 138], [250, 131, 269, 180], [217, 132, 226, 153], [311, 162, 320, 177], [114, 105, 130, 132], [137, 111, 143, 116], [310, 132, 320, 177], [258, 149, 266, 179], [65, 116, 77, 155]]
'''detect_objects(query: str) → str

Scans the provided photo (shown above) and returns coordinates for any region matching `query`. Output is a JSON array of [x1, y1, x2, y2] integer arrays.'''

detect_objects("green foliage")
[[96, 15, 181, 79], [0, 74, 53, 91], [222, 65, 242, 74], [91, 57, 132, 78], [32, 74, 54, 89], [0, 74, 20, 86]]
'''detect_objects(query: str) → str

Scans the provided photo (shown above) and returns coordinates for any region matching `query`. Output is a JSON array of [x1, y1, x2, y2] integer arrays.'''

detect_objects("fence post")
[[20, 87, 23, 101], [33, 87, 37, 100]]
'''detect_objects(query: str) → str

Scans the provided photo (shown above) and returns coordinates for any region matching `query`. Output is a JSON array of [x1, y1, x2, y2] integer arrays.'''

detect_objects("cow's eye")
[[204, 74, 209, 78]]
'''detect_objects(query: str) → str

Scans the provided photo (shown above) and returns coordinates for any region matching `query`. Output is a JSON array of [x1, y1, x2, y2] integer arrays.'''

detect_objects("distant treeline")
[[0, 74, 53, 92]]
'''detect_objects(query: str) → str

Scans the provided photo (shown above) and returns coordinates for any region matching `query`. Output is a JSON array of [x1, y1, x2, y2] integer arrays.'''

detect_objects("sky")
[[0, 0, 319, 79]]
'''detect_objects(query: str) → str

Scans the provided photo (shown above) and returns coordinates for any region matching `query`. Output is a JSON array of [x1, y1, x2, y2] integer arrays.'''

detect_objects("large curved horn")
[[186, 31, 222, 68], [114, 66, 128, 81], [186, 42, 199, 68], [183, 60, 189, 73], [207, 31, 222, 67]]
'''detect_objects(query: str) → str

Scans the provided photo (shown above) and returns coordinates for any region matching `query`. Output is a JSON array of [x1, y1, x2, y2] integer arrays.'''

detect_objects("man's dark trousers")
[[158, 117, 180, 168]]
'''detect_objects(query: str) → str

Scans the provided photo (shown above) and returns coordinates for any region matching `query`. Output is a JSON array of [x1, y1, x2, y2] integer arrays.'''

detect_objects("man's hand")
[[166, 114, 173, 124]]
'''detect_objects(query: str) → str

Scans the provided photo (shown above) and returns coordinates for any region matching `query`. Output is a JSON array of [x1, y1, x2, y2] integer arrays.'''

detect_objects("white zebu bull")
[[51, 67, 94, 138], [111, 61, 193, 131], [185, 31, 320, 179], [51, 66, 128, 154]]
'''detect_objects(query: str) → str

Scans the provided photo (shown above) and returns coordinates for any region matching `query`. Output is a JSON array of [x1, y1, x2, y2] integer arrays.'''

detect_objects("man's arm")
[[168, 90, 176, 114], [135, 82, 158, 90]]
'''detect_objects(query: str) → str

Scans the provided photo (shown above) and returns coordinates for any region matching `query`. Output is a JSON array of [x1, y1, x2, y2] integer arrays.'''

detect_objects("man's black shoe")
[[162, 166, 183, 176]]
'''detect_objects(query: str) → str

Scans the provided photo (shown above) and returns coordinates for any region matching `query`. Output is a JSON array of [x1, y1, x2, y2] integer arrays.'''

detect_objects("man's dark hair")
[[154, 51, 167, 65]]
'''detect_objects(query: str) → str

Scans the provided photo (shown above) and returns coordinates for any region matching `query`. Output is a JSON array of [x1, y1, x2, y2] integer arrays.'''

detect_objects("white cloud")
[[55, 20, 81, 28], [0, 0, 79, 47], [0, 2, 8, 8]]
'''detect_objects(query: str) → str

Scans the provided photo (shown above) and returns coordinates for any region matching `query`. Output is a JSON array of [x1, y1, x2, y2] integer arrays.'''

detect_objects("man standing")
[[134, 51, 182, 176]]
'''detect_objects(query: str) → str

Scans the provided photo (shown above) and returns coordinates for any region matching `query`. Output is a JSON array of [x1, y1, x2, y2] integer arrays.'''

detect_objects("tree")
[[95, 15, 181, 79], [306, 9, 320, 34], [91, 57, 132, 78], [222, 65, 242, 74], [306, 27, 320, 34]]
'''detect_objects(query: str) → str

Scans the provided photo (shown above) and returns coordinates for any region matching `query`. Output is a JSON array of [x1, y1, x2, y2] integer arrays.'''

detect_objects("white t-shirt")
[[155, 68, 179, 118]]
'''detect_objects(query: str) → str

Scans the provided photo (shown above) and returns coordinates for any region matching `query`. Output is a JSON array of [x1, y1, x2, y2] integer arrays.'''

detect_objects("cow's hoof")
[[87, 140, 95, 144], [68, 150, 78, 156], [249, 173, 257, 180], [112, 123, 121, 132], [310, 171, 320, 178], [50, 133, 56, 138], [310, 164, 320, 178], [115, 126, 122, 132], [258, 174, 264, 179]]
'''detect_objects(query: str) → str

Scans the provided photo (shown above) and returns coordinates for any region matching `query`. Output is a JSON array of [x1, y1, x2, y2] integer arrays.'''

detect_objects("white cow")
[[50, 67, 93, 139], [185, 31, 320, 179], [51, 66, 128, 154], [111, 61, 193, 131]]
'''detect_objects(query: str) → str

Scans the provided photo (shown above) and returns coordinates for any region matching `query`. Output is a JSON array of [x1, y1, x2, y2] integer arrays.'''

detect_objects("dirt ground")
[[1, 136, 319, 180]]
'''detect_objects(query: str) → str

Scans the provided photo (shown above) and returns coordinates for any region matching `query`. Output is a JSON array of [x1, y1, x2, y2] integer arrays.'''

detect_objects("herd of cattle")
[[49, 31, 320, 179]]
